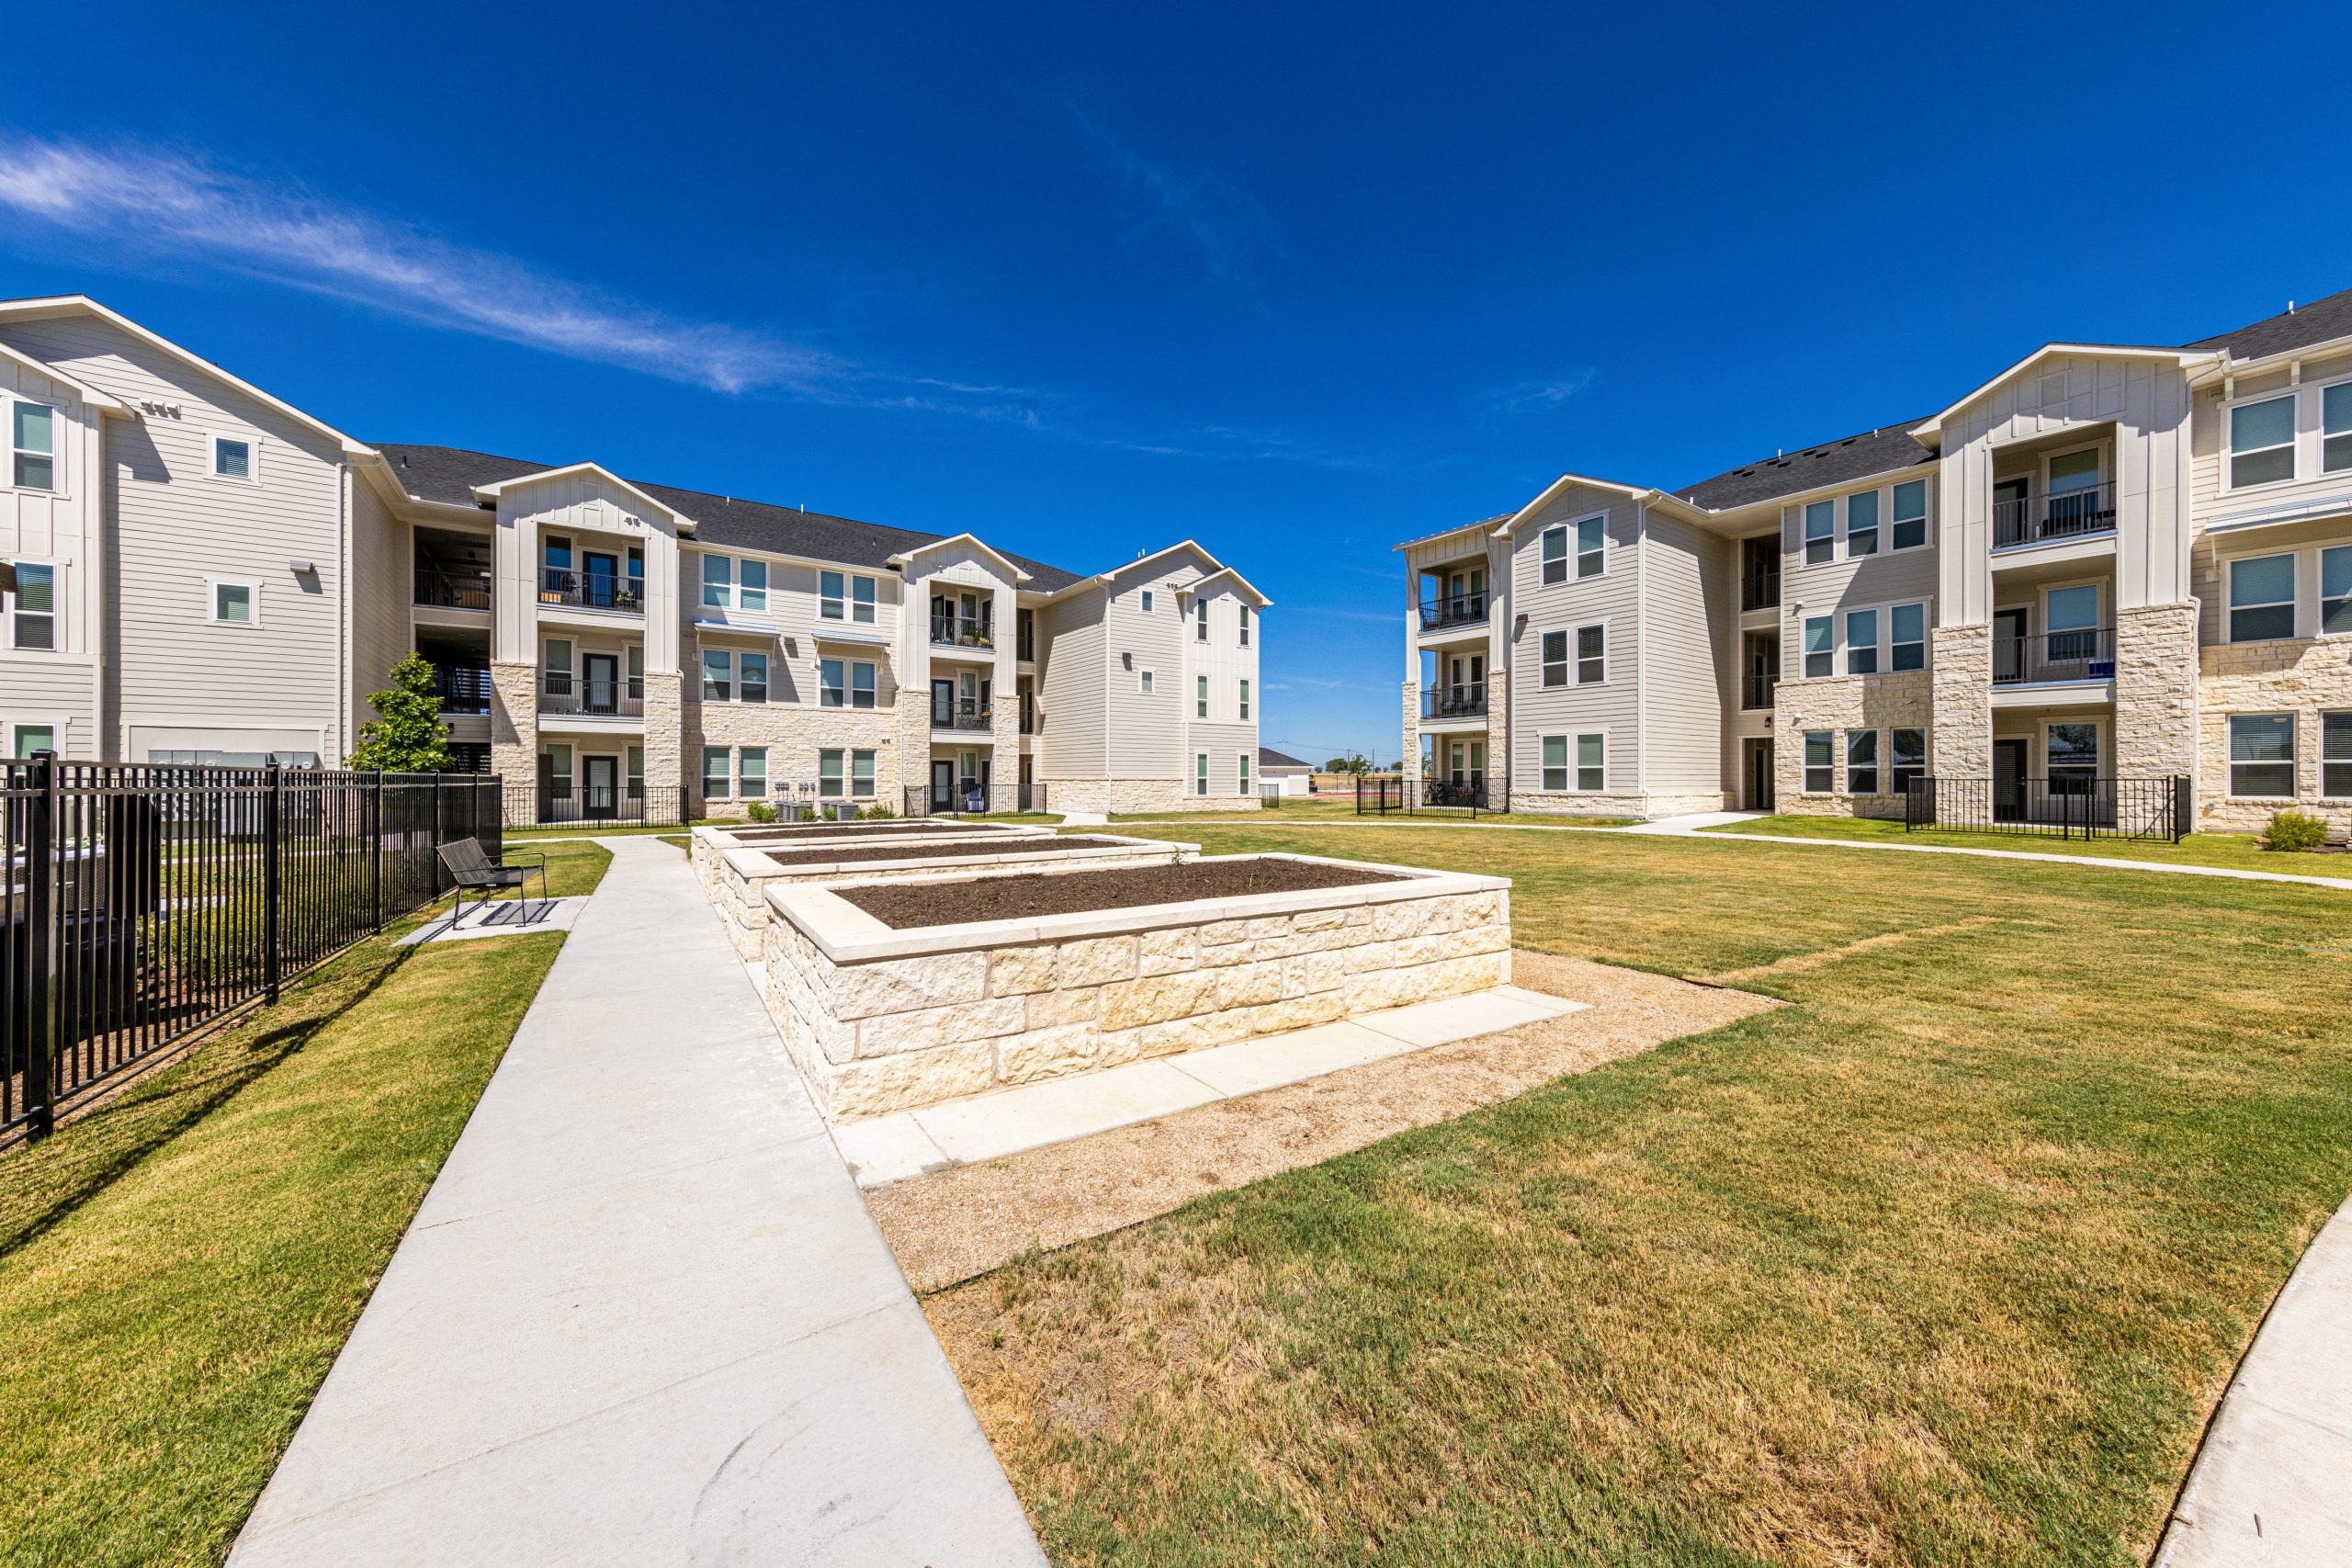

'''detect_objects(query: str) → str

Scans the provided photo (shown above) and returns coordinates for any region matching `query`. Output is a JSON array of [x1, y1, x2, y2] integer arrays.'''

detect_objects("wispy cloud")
[[1066, 104, 1276, 297], [1481, 368, 1599, 414]]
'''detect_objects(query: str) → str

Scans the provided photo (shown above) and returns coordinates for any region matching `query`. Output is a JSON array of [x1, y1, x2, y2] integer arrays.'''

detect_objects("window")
[[546, 743, 573, 800], [10, 562, 55, 649], [1196, 599, 1209, 640], [1845, 608, 1879, 675], [1139, 669, 1155, 694], [702, 746, 732, 799], [1141, 590, 1155, 614], [2324, 546, 2352, 637], [1576, 733, 1604, 792], [1239, 604, 1252, 646], [1845, 490, 1880, 557], [1541, 734, 1568, 791], [1803, 615, 1833, 678], [1542, 629, 1568, 688], [2228, 554, 2297, 642], [701, 555, 731, 609], [818, 749, 844, 797], [2230, 395, 2296, 488], [1238, 753, 1252, 794], [11, 401, 54, 491], [212, 581, 254, 625], [738, 746, 767, 800], [740, 651, 768, 705], [1804, 500, 1835, 565], [1196, 675, 1209, 718], [702, 649, 731, 702], [1846, 729, 1879, 795], [2049, 723, 2100, 787], [627, 643, 645, 699], [543, 637, 572, 696], [13, 723, 55, 759], [1576, 624, 1605, 684], [820, 570, 844, 619], [820, 658, 845, 707], [2229, 714, 2296, 797], [1194, 752, 1208, 795], [1804, 731, 1834, 793], [1576, 516, 1605, 579], [738, 559, 767, 613], [213, 436, 252, 480], [627, 745, 644, 801], [1892, 479, 1928, 550], [1891, 603, 1927, 671], [2326, 384, 2352, 474], [1238, 678, 1250, 720], [2324, 712, 2352, 798], [836, 749, 867, 796], [1541, 525, 1567, 585], [1892, 728, 1927, 794], [852, 661, 876, 708]]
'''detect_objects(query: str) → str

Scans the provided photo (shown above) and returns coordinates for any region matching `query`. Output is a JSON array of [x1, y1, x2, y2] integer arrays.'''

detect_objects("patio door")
[[1746, 738, 1775, 812], [1993, 738, 2030, 821], [930, 760, 954, 810], [931, 679, 954, 728], [582, 651, 619, 714], [1993, 606, 2029, 683], [582, 755, 618, 819], [582, 549, 620, 609]]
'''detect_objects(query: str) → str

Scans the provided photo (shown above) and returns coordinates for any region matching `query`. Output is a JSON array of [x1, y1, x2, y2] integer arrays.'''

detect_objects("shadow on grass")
[[0, 942, 417, 1265]]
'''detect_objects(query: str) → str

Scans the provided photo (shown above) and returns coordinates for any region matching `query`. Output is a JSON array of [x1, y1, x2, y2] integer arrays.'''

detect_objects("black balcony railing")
[[503, 784, 688, 827], [1905, 774, 2188, 841], [1993, 481, 2118, 548], [1420, 682, 1487, 720], [414, 565, 492, 610], [540, 567, 645, 612], [1742, 673, 1778, 710], [931, 701, 992, 731], [541, 674, 645, 716], [1993, 627, 2117, 685], [1418, 592, 1487, 632], [437, 667, 493, 716], [903, 784, 1046, 817], [1741, 568, 1781, 612], [931, 615, 993, 649]]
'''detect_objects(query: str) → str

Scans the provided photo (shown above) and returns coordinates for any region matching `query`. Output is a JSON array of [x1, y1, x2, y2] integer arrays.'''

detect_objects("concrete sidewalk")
[[230, 837, 1043, 1567], [2155, 1194, 2352, 1566]]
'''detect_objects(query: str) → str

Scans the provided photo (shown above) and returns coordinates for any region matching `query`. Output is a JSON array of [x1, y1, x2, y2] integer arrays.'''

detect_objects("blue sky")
[[5, 1, 2349, 763]]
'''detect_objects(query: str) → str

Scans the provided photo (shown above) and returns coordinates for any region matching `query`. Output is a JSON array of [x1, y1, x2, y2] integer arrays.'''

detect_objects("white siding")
[[1035, 589, 1106, 775], [0, 349, 101, 755], [1507, 485, 1641, 792], [1640, 512, 1736, 795]]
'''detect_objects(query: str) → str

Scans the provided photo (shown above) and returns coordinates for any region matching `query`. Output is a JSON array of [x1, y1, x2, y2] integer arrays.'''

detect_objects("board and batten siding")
[[1506, 485, 1641, 794], [3, 312, 353, 761], [494, 471, 683, 674], [1034, 588, 1106, 776], [0, 346, 103, 755], [1639, 512, 1736, 795]]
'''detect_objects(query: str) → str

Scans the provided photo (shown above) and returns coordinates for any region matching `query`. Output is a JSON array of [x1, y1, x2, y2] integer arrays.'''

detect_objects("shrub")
[[857, 803, 899, 820], [746, 801, 777, 823], [2259, 807, 2330, 852]]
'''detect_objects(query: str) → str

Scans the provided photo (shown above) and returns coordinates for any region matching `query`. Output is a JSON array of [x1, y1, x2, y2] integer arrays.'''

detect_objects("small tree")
[[348, 651, 455, 772], [1323, 750, 1374, 775]]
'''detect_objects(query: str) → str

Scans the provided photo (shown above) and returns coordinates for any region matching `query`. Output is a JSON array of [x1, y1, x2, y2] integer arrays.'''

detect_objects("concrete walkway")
[[2156, 1194, 2352, 1565], [230, 837, 1044, 1567]]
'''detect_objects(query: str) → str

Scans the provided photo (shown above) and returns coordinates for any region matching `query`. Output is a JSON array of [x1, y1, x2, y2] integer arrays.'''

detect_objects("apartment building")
[[0, 295, 1268, 818], [1400, 286, 2352, 832]]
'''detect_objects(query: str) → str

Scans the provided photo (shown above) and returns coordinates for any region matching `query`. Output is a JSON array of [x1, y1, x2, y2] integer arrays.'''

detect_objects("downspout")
[[1634, 502, 1649, 810]]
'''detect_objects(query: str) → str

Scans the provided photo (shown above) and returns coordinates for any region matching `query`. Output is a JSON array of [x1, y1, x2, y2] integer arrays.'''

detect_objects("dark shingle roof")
[[1675, 423, 1938, 512], [1259, 747, 1310, 770], [2183, 285, 2352, 361], [373, 443, 1083, 592]]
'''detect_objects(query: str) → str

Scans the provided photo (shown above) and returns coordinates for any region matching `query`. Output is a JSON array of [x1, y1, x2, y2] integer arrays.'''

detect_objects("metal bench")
[[434, 837, 548, 926]]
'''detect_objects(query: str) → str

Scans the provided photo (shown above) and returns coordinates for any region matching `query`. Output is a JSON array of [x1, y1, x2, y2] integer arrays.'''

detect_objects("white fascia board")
[[2186, 337, 2352, 387], [1491, 473, 1713, 538], [1910, 344, 2211, 439], [885, 531, 1033, 582], [1183, 565, 1272, 608], [469, 462, 698, 534], [1093, 538, 1224, 583]]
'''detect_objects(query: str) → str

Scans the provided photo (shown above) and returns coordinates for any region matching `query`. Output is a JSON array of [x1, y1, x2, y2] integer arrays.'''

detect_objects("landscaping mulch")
[[836, 855, 1408, 929], [762, 835, 1129, 868]]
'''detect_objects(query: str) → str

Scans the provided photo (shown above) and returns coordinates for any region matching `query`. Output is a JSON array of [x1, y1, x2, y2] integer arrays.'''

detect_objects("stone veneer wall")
[[640, 671, 684, 804], [1774, 670, 1934, 819], [763, 880, 1512, 1119], [489, 661, 539, 824], [1928, 625, 1992, 787], [2112, 603, 2199, 781], [1400, 680, 1419, 790], [1485, 670, 1508, 795], [2196, 637, 2352, 832], [686, 701, 898, 820]]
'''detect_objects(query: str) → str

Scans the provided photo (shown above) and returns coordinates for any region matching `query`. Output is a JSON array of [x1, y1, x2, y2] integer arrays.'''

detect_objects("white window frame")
[[1890, 478, 1930, 551], [1141, 589, 1155, 614], [702, 745, 732, 801], [851, 574, 876, 624], [2322, 376, 2352, 477], [738, 649, 769, 705], [208, 578, 261, 626], [2225, 390, 2300, 492], [2224, 550, 2299, 644], [701, 554, 733, 610], [1890, 726, 1928, 795], [702, 648, 733, 702], [1195, 597, 1209, 641], [7, 558, 58, 651], [1541, 629, 1568, 688], [1574, 730, 1606, 793], [736, 558, 767, 614], [8, 718, 63, 760], [1238, 678, 1250, 720], [1845, 728, 1880, 795], [1540, 524, 1568, 586], [1803, 729, 1835, 793], [737, 745, 768, 801], [818, 748, 844, 798], [1238, 752, 1251, 794], [1195, 674, 1209, 718], [851, 660, 876, 709], [1843, 489, 1881, 558], [1539, 732, 1568, 792], [1844, 607, 1880, 675], [1574, 621, 1606, 684], [1569, 513, 1606, 580], [2227, 712, 2297, 800], [851, 749, 877, 797], [1889, 601, 1928, 672], [210, 433, 257, 483], [1194, 751, 1209, 796], [2323, 710, 2352, 799], [2322, 544, 2352, 638], [819, 656, 845, 708], [819, 569, 845, 620], [1138, 668, 1155, 694], [1802, 615, 1833, 679], [546, 742, 574, 800], [1803, 500, 1836, 566], [7, 396, 60, 494], [1238, 604, 1252, 645]]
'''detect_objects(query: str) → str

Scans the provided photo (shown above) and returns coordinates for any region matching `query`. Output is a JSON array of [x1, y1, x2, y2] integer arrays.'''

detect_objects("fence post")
[[263, 760, 283, 1005], [369, 771, 386, 932], [24, 751, 59, 1140]]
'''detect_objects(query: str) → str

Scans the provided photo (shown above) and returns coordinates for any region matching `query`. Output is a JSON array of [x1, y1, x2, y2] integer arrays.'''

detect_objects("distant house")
[[1259, 746, 1313, 797]]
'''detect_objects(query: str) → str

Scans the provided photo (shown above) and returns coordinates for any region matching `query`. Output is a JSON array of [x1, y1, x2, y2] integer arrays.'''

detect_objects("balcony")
[[1742, 673, 1778, 710], [1019, 694, 1035, 735], [931, 614, 993, 651], [1993, 482, 2117, 549], [540, 567, 645, 613], [931, 701, 992, 732], [436, 667, 492, 716], [1418, 592, 1487, 633], [415, 565, 492, 610], [1419, 682, 1487, 721], [541, 672, 646, 717], [1993, 627, 2116, 686]]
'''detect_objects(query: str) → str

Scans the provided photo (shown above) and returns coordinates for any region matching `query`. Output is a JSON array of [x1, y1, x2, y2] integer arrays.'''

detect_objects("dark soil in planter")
[[838, 856, 1409, 929], [732, 818, 989, 840], [763, 836, 1129, 867]]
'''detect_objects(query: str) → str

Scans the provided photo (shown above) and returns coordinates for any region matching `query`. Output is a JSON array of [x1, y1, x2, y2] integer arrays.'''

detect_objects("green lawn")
[[933, 821, 2352, 1567], [0, 853, 603, 1567], [1702, 811, 2341, 875]]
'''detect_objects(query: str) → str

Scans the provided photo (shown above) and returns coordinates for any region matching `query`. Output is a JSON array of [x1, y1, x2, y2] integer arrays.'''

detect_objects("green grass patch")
[[935, 822, 2352, 1567], [1702, 811, 2318, 874]]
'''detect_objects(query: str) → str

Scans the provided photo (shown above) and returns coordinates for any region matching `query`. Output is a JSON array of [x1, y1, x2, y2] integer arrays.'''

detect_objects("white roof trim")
[[1183, 564, 1272, 608], [1491, 473, 1712, 536], [0, 295, 371, 455], [469, 462, 698, 534], [886, 531, 1033, 582], [1910, 344, 2212, 439], [0, 338, 128, 413], [1095, 538, 1223, 582]]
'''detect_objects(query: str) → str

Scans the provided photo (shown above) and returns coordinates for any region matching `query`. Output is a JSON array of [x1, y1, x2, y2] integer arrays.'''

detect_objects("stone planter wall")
[[709, 835, 1197, 961], [689, 820, 1047, 898], [759, 855, 1514, 1120]]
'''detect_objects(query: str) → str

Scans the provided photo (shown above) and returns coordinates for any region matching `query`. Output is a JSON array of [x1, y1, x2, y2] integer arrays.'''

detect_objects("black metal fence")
[[4, 757, 503, 1145], [1905, 775, 2188, 842], [901, 784, 1047, 818], [502, 785, 691, 828]]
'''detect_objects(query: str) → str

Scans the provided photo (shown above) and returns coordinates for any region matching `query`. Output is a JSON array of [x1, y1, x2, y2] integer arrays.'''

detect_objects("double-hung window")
[[2228, 554, 2297, 642], [1195, 599, 1209, 641], [1804, 501, 1835, 565], [2324, 711, 2352, 798], [627, 746, 644, 801], [1140, 589, 1155, 614], [1845, 608, 1879, 675], [1541, 525, 1567, 585], [1575, 516, 1604, 578], [1195, 675, 1209, 718], [9, 562, 55, 649], [1541, 630, 1568, 688], [544, 638, 572, 698], [2325, 384, 2352, 475], [213, 435, 252, 480], [1139, 669, 1155, 694], [701, 555, 731, 609], [701, 649, 731, 702], [820, 658, 846, 707], [2231, 396, 2297, 488], [737, 559, 767, 613], [1891, 728, 1927, 794], [12, 724, 55, 760], [1892, 479, 1928, 550], [852, 661, 876, 708], [1845, 490, 1880, 557], [1194, 752, 1209, 795], [702, 746, 730, 800], [738, 746, 767, 800], [852, 750, 876, 796], [1575, 733, 1604, 792], [1846, 729, 1879, 795], [1541, 734, 1568, 791], [2324, 546, 2352, 637], [1575, 624, 1605, 684], [1238, 753, 1252, 794], [819, 749, 845, 798], [11, 401, 55, 491], [740, 651, 768, 704], [1238, 678, 1250, 720], [1238, 604, 1251, 646], [1803, 615, 1833, 678], [1890, 603, 1927, 671], [627, 644, 645, 701], [547, 743, 573, 800], [1803, 730, 1834, 793], [820, 570, 845, 619], [2229, 714, 2296, 797]]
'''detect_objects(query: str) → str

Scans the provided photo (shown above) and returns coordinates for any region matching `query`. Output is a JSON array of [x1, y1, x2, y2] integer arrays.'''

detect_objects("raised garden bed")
[[759, 853, 1514, 1119], [763, 835, 1130, 868], [690, 818, 1047, 897]]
